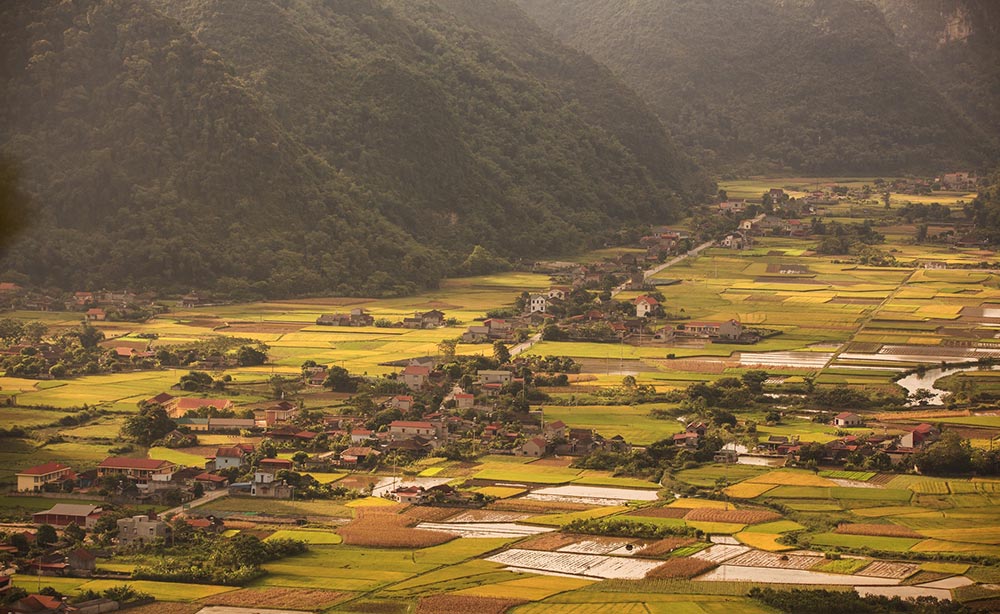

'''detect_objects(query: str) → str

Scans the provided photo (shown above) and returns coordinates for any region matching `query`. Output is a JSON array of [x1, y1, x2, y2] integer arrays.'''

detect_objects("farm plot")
[[451, 575, 595, 602], [724, 483, 776, 499], [747, 470, 837, 487], [524, 506, 629, 527], [834, 524, 922, 538], [683, 508, 781, 525], [696, 566, 900, 586], [414, 594, 529, 614], [339, 510, 454, 548], [856, 561, 921, 579], [734, 532, 794, 552], [415, 522, 553, 539], [808, 533, 921, 552], [486, 549, 662, 580], [525, 485, 659, 505], [445, 510, 531, 523], [646, 557, 717, 579], [690, 544, 750, 563], [918, 526, 1000, 545], [725, 550, 823, 570], [201, 588, 347, 610]]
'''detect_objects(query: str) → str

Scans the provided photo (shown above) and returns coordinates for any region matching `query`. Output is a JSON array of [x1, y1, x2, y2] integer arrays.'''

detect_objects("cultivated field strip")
[[690, 544, 751, 563], [725, 550, 823, 570], [486, 549, 662, 579], [415, 522, 554, 538]]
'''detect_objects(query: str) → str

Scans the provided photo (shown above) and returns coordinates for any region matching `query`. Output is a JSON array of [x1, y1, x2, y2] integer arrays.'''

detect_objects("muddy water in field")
[[895, 364, 1000, 405]]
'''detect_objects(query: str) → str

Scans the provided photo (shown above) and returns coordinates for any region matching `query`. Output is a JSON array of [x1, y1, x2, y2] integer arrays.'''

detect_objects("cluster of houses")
[[0, 284, 159, 316], [315, 308, 448, 329], [746, 414, 942, 466]]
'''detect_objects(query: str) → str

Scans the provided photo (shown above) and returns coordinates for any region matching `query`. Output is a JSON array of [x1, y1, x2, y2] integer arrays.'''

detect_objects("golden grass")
[[734, 532, 794, 552], [667, 498, 734, 509], [747, 470, 837, 487], [475, 486, 526, 499], [724, 483, 777, 499], [345, 496, 400, 508], [834, 523, 922, 538]]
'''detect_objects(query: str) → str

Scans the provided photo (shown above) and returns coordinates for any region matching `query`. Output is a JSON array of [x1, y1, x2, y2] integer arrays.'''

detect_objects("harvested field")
[[646, 557, 716, 579], [526, 485, 659, 504], [683, 508, 781, 525], [726, 550, 823, 570], [624, 507, 688, 519], [857, 561, 921, 579], [558, 536, 648, 556], [667, 498, 733, 509], [202, 588, 347, 610], [920, 526, 1000, 544], [401, 506, 458, 523], [415, 595, 526, 614], [518, 532, 581, 552], [690, 544, 750, 563], [635, 537, 697, 557], [415, 522, 552, 539], [122, 604, 199, 614], [697, 565, 899, 586], [835, 523, 922, 538], [486, 548, 663, 580], [445, 510, 531, 523], [488, 499, 592, 514], [338, 510, 454, 548]]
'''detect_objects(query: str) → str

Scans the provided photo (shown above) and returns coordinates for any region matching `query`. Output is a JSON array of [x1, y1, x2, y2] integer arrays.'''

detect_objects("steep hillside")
[[0, 0, 704, 297], [516, 0, 992, 174], [874, 0, 1000, 138]]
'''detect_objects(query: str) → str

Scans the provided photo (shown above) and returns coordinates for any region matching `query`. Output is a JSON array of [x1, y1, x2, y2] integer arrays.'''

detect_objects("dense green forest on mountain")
[[516, 0, 994, 174], [875, 0, 1000, 138], [0, 0, 707, 297]]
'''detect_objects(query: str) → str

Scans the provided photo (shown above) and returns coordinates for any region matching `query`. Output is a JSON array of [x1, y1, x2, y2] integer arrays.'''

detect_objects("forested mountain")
[[874, 0, 1000, 138], [0, 0, 707, 298], [516, 0, 994, 174]]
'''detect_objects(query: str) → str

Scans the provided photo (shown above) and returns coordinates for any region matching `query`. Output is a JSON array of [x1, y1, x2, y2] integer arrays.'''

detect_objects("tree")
[[292, 451, 309, 466], [437, 339, 457, 361], [36, 524, 57, 546], [493, 341, 511, 365], [76, 323, 105, 349], [191, 482, 204, 498], [741, 370, 769, 394], [121, 403, 176, 446], [914, 431, 972, 475], [236, 345, 268, 367], [323, 366, 357, 392], [63, 522, 85, 544]]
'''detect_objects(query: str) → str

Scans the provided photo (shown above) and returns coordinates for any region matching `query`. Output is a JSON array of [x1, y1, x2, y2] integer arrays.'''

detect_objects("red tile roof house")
[[164, 397, 234, 419], [400, 365, 431, 390], [10, 594, 76, 614], [194, 473, 229, 490], [16, 462, 75, 493], [634, 295, 659, 318], [258, 458, 294, 474], [209, 446, 248, 470], [833, 412, 864, 428], [392, 485, 425, 504], [97, 457, 177, 483], [32, 504, 103, 528], [388, 420, 436, 440]]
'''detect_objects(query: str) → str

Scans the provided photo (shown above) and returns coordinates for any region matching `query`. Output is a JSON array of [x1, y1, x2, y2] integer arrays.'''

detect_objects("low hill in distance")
[[516, 0, 995, 175], [0, 0, 708, 298]]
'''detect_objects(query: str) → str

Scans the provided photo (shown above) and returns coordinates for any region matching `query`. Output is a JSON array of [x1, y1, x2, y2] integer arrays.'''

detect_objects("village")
[[2, 172, 1000, 613]]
